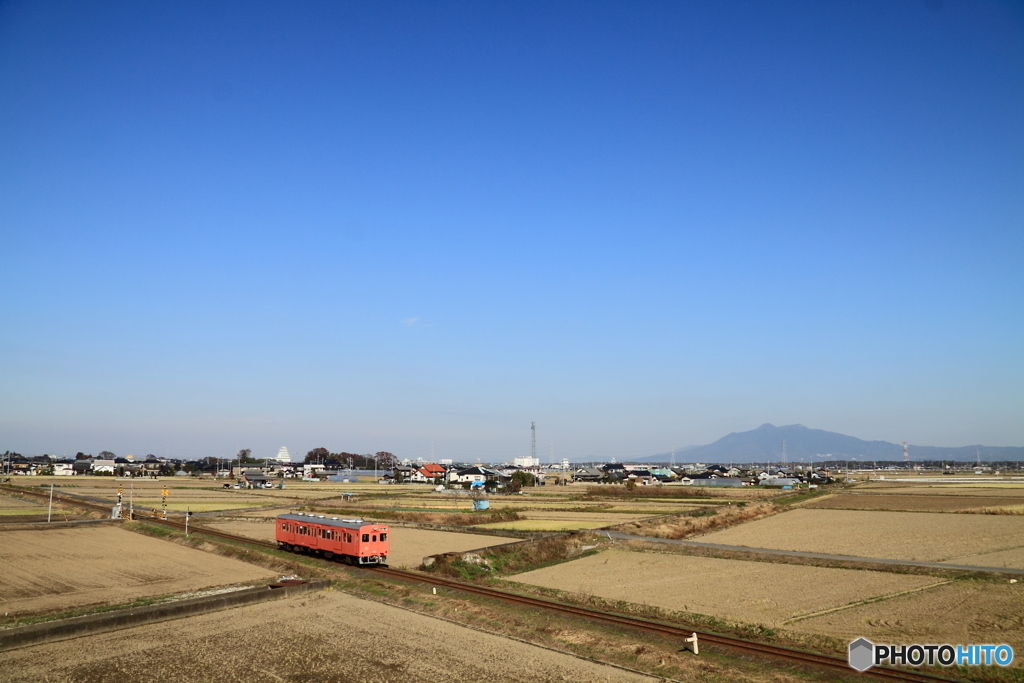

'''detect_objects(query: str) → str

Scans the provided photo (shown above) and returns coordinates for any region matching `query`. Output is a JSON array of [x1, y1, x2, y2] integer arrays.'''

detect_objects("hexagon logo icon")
[[848, 638, 874, 672]]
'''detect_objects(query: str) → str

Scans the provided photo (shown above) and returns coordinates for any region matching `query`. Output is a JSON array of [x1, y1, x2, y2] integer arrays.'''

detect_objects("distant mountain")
[[649, 424, 1024, 463]]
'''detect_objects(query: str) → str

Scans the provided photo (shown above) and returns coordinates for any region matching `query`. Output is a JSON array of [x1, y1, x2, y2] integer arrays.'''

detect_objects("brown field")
[[854, 484, 1024, 497], [0, 526, 275, 617], [939, 546, 1024, 569], [518, 511, 649, 522], [698, 508, 1024, 565], [202, 519, 513, 567], [507, 549, 939, 626], [0, 492, 80, 521], [0, 495, 45, 510], [10, 477, 400, 511], [479, 510, 651, 531], [0, 591, 650, 683], [806, 493, 1024, 513], [791, 579, 1024, 655], [614, 501, 778, 540]]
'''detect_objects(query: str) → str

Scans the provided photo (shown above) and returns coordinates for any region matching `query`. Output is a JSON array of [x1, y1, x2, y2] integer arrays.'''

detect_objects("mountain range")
[[646, 424, 1024, 463]]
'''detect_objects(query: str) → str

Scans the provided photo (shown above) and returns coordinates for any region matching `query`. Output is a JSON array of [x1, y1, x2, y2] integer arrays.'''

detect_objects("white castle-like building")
[[277, 446, 292, 463]]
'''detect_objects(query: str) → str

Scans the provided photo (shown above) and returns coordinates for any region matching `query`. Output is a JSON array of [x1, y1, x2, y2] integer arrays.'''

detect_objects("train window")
[[380, 533, 387, 542], [346, 533, 352, 542], [362, 533, 369, 542], [372, 534, 377, 542]]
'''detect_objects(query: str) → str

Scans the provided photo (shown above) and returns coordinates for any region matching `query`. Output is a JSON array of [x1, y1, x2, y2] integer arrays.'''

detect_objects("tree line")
[[303, 448, 398, 470]]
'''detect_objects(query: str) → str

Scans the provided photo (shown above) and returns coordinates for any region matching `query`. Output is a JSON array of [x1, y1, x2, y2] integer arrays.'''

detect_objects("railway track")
[[3, 484, 959, 682]]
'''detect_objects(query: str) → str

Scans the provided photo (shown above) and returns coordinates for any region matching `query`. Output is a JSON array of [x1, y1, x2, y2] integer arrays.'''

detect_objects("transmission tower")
[[781, 440, 787, 466], [531, 422, 536, 464], [903, 442, 909, 466]]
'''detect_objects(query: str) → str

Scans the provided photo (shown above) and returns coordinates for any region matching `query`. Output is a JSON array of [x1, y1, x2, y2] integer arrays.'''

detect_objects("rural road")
[[603, 531, 1024, 576]]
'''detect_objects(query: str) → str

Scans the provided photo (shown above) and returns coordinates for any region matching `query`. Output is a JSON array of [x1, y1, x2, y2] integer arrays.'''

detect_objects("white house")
[[93, 459, 116, 474]]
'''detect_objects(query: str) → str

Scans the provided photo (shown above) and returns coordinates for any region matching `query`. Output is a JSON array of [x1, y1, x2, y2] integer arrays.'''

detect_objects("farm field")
[[0, 591, 651, 683], [0, 525, 276, 617], [320, 492, 712, 514], [507, 549, 939, 626], [790, 579, 1024, 656], [0, 495, 46, 510], [14, 477, 409, 507], [854, 483, 1024, 496], [0, 495, 73, 517], [697, 508, 1024, 565], [939, 546, 1024, 569], [0, 496, 81, 522], [805, 493, 1024, 513], [479, 519, 609, 531], [477, 510, 650, 530], [202, 519, 512, 567], [519, 511, 648, 523]]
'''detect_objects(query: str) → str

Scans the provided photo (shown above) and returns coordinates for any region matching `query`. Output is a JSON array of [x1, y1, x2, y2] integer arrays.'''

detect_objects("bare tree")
[[375, 451, 399, 470], [305, 447, 329, 464]]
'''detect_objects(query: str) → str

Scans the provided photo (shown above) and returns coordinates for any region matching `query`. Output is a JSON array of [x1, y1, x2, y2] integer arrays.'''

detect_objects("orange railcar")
[[275, 512, 389, 565]]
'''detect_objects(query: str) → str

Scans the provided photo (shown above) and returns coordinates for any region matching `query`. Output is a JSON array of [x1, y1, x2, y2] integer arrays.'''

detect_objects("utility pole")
[[531, 422, 536, 464], [47, 476, 54, 523]]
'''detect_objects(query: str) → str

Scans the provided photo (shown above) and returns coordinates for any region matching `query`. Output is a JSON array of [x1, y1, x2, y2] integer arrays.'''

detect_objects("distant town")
[[4, 446, 1021, 490]]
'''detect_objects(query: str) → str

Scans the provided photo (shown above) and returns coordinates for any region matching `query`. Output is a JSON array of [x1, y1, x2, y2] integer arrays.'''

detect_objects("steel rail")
[[367, 566, 954, 683], [3, 484, 959, 682]]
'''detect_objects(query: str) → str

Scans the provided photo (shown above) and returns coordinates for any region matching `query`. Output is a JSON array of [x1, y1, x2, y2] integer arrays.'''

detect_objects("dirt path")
[[0, 591, 654, 682]]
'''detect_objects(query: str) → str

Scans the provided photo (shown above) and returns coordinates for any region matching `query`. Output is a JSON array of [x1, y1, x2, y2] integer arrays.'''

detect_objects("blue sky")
[[2, 0, 1022, 462]]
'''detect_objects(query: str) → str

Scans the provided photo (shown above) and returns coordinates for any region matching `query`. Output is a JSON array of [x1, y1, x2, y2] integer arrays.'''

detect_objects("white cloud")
[[401, 316, 421, 327]]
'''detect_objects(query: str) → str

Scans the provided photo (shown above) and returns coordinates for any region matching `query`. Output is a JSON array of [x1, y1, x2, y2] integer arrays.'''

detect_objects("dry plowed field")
[[697, 508, 1024, 565], [202, 520, 514, 567], [791, 579, 1024, 655], [805, 493, 1024, 513], [0, 526, 275, 616], [0, 493, 78, 521], [0, 495, 45, 510], [0, 591, 651, 683], [508, 549, 938, 626], [856, 484, 1024, 496]]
